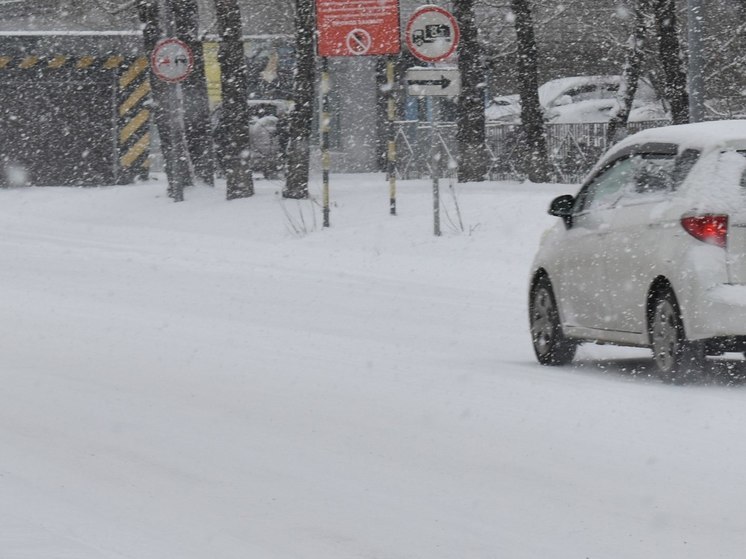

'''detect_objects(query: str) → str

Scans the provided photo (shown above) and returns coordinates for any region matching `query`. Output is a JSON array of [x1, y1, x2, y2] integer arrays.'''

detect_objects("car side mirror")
[[548, 194, 575, 227]]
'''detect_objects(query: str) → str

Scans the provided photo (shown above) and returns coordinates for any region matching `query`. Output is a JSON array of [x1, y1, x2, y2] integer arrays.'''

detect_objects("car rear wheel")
[[530, 277, 577, 366], [650, 289, 706, 383]]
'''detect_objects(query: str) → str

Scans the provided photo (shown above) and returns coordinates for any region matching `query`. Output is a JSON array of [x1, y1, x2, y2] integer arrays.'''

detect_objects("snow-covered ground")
[[2, 173, 746, 558]]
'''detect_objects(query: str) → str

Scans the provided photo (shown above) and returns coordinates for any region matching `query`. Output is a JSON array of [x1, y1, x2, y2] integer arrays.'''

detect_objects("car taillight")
[[680, 214, 729, 248]]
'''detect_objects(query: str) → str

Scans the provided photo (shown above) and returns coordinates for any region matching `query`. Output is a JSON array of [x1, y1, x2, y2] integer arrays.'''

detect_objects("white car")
[[486, 75, 668, 124], [211, 100, 292, 179], [485, 94, 521, 123], [529, 120, 746, 382], [540, 75, 667, 123]]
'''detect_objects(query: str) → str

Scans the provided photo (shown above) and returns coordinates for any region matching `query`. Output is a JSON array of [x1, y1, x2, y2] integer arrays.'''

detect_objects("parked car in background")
[[529, 120, 746, 383], [540, 75, 667, 123], [212, 99, 293, 179], [484, 94, 521, 123], [486, 75, 668, 124]]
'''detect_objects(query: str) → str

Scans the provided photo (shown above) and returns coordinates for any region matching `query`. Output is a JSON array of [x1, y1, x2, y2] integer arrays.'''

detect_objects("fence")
[[394, 119, 669, 184]]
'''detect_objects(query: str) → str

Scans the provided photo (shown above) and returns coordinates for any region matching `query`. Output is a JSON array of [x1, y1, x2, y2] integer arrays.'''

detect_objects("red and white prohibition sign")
[[150, 37, 194, 83], [346, 28, 373, 55], [316, 0, 401, 57], [405, 5, 460, 63]]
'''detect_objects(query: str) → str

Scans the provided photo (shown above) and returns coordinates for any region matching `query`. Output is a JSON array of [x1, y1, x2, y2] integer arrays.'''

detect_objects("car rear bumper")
[[687, 284, 746, 340]]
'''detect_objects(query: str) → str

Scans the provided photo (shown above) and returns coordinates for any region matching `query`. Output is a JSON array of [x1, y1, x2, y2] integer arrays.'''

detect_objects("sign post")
[[405, 66, 461, 236], [315, 0, 401, 226], [405, 6, 460, 236], [320, 57, 331, 228], [386, 57, 397, 216], [150, 38, 195, 202]]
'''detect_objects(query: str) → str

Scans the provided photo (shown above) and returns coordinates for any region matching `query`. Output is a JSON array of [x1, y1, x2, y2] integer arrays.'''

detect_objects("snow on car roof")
[[539, 75, 660, 109], [579, 120, 746, 182], [538, 75, 621, 106], [609, 119, 746, 157]]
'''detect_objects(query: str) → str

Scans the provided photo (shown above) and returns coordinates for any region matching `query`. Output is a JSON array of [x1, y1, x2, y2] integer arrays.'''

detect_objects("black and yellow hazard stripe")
[[0, 54, 129, 72], [0, 53, 152, 183], [32, 54, 153, 181], [117, 56, 151, 181], [0, 53, 153, 184]]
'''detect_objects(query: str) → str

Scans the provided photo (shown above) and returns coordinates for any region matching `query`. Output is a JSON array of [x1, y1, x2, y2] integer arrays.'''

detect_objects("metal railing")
[[394, 119, 669, 184]]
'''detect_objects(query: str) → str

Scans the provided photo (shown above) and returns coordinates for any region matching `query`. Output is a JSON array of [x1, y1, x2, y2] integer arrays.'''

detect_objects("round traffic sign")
[[346, 28, 372, 55], [150, 38, 194, 83], [405, 6, 460, 63]]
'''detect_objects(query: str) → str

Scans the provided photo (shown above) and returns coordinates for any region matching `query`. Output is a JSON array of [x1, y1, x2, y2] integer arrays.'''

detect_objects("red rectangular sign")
[[316, 0, 401, 57]]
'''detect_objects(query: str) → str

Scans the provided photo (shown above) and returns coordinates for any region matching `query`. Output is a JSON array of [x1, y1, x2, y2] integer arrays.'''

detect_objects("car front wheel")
[[650, 288, 706, 383], [529, 276, 577, 366]]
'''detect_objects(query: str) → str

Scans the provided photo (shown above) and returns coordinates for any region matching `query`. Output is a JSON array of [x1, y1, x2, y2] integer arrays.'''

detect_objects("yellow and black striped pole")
[[386, 56, 397, 216], [118, 57, 152, 181], [321, 57, 331, 228]]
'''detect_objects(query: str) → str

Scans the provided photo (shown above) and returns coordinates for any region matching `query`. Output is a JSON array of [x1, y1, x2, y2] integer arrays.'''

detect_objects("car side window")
[[611, 152, 688, 207], [630, 154, 676, 195], [562, 83, 618, 104], [731, 151, 746, 189], [672, 149, 700, 188], [575, 157, 636, 212]]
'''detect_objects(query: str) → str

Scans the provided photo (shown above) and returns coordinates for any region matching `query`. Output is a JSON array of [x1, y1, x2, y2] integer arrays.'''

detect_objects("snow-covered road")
[[2, 175, 746, 558]]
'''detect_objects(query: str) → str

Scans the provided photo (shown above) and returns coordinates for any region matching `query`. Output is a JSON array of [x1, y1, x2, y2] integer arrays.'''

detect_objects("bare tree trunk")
[[214, 0, 254, 199], [607, 0, 650, 145], [511, 0, 550, 182], [170, 0, 215, 185], [654, 0, 689, 124], [283, 0, 315, 199], [454, 0, 488, 182], [136, 0, 192, 199]]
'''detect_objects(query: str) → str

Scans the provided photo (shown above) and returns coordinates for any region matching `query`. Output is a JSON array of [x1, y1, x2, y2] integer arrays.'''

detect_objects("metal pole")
[[688, 0, 706, 122], [321, 57, 331, 227], [161, 0, 192, 201], [386, 56, 397, 216], [175, 83, 197, 186], [430, 99, 440, 237], [166, 83, 188, 202]]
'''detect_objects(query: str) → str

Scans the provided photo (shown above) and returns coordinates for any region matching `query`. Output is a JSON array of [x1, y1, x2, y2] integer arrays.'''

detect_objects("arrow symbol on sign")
[[407, 75, 452, 89]]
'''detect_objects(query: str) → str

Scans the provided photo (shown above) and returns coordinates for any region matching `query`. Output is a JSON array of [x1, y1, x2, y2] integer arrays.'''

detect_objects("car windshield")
[[563, 83, 618, 103]]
